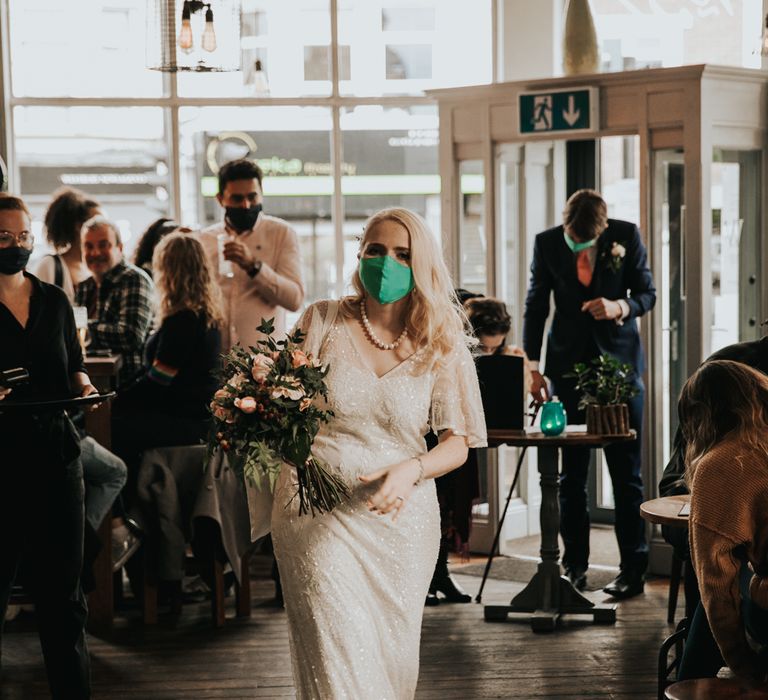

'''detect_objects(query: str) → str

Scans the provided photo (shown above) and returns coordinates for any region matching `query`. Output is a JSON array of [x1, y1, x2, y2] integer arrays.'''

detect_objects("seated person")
[[464, 295, 532, 394], [133, 218, 192, 279], [74, 216, 154, 387], [112, 233, 222, 469], [426, 295, 530, 606], [658, 334, 768, 609], [33, 186, 101, 301], [677, 360, 768, 687]]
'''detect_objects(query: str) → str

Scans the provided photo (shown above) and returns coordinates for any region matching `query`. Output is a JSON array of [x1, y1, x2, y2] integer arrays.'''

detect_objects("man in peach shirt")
[[197, 158, 304, 351]]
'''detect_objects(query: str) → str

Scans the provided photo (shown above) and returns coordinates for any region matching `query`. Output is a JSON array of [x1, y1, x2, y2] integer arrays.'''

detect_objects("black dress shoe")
[[425, 591, 440, 606], [603, 570, 645, 599], [565, 567, 587, 592], [432, 574, 472, 603]]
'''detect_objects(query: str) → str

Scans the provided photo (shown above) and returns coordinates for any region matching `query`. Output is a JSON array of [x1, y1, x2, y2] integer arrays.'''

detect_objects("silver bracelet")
[[413, 456, 425, 486]]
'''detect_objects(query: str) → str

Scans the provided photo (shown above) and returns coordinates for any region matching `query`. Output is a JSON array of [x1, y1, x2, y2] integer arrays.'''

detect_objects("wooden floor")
[[1, 556, 678, 699]]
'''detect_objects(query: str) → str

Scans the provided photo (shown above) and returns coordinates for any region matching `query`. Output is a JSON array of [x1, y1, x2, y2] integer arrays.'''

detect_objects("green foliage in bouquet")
[[565, 353, 638, 411], [209, 317, 350, 516]]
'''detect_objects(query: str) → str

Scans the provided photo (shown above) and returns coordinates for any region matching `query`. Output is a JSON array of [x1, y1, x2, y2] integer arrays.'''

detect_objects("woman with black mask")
[[0, 194, 97, 699]]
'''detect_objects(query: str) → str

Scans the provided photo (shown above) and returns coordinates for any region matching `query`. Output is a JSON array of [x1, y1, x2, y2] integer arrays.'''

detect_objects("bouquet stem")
[[295, 458, 351, 516]]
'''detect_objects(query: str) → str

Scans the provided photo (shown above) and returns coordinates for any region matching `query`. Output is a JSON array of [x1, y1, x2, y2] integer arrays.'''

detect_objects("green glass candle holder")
[[541, 398, 567, 436]]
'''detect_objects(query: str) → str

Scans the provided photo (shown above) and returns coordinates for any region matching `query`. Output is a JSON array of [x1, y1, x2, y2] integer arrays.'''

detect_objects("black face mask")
[[0, 247, 31, 275], [225, 204, 262, 233]]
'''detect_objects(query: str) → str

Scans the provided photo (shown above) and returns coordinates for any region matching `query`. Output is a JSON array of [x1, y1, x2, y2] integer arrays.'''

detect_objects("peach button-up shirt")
[[197, 214, 304, 351]]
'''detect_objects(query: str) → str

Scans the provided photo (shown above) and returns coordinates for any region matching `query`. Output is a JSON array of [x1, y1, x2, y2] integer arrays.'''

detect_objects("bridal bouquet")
[[209, 318, 349, 516]]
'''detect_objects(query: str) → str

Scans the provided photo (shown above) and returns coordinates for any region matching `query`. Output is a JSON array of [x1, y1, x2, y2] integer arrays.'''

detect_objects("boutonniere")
[[603, 241, 626, 273]]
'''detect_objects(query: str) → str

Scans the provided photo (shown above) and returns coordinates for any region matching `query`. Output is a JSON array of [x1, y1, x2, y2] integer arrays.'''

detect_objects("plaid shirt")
[[75, 260, 154, 386]]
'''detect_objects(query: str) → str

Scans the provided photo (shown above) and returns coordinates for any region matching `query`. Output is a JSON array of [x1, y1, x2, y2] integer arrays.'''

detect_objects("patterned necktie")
[[576, 249, 592, 287]]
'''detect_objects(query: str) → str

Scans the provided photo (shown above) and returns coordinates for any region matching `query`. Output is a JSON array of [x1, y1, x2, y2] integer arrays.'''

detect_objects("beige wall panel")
[[455, 142, 482, 160], [704, 79, 767, 131], [602, 89, 640, 130], [453, 105, 486, 144], [490, 104, 518, 141], [647, 91, 686, 126], [650, 127, 684, 150]]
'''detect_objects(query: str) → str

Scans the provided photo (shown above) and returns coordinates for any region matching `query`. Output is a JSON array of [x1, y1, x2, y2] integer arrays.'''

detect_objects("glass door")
[[710, 150, 762, 353], [653, 149, 686, 465]]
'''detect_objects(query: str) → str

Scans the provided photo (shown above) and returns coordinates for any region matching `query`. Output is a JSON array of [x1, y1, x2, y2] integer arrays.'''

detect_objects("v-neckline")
[[340, 315, 418, 380]]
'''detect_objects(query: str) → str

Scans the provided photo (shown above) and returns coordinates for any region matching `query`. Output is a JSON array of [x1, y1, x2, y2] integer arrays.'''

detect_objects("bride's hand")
[[358, 458, 421, 521]]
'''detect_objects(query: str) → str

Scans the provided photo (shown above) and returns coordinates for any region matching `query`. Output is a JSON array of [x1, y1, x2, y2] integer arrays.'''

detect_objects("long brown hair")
[[679, 360, 768, 485], [152, 233, 223, 328]]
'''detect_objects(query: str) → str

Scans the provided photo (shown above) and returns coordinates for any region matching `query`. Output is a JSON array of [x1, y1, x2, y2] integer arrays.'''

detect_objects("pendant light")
[[147, 0, 242, 73]]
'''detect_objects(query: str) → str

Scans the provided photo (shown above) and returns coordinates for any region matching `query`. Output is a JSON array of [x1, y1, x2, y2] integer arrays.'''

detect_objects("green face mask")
[[563, 230, 597, 253], [359, 255, 414, 305]]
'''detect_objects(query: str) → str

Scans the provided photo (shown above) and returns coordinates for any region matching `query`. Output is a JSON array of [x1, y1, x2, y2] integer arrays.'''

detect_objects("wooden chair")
[[133, 444, 254, 627], [658, 617, 689, 699], [668, 552, 684, 624], [143, 542, 252, 627], [665, 678, 768, 699]]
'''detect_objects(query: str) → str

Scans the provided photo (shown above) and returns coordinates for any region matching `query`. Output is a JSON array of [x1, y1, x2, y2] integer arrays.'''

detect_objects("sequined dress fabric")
[[271, 301, 487, 700]]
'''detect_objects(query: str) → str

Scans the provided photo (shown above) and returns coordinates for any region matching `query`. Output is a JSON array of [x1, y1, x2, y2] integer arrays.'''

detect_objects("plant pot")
[[585, 403, 630, 436]]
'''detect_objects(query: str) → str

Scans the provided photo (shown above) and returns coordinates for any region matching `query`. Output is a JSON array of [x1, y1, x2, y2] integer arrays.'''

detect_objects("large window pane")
[[178, 106, 334, 306], [177, 0, 333, 97], [338, 0, 492, 96], [591, 0, 763, 70], [15, 106, 169, 261], [340, 105, 440, 292], [9, 0, 163, 97]]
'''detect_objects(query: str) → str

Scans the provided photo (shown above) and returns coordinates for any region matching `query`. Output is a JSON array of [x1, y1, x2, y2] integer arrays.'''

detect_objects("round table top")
[[640, 494, 691, 527]]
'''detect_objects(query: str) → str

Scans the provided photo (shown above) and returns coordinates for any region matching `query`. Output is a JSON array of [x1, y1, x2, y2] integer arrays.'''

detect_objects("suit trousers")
[[551, 374, 648, 573], [0, 448, 91, 699]]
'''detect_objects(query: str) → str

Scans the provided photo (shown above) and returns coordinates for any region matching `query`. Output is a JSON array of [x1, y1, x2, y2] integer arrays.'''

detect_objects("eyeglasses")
[[0, 230, 34, 249]]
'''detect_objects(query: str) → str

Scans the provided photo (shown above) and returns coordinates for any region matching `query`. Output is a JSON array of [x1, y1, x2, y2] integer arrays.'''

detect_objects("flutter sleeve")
[[290, 300, 335, 360], [430, 344, 487, 448]]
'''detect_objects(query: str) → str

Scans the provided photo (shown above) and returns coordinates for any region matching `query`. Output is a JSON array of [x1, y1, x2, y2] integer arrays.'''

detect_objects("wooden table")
[[484, 428, 636, 632], [640, 494, 690, 528], [83, 354, 122, 630]]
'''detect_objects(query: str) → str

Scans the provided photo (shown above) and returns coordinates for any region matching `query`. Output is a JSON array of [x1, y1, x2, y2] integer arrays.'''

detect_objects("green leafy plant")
[[208, 317, 350, 516], [565, 354, 638, 411]]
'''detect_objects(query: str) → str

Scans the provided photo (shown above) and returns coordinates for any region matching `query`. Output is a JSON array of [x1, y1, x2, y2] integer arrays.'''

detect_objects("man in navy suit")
[[523, 189, 656, 599]]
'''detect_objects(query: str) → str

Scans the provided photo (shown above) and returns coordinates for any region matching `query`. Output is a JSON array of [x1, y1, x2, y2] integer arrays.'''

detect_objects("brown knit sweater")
[[689, 438, 768, 684]]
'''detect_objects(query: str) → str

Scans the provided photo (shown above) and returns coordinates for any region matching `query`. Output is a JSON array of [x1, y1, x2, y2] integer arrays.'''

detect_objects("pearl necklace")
[[360, 300, 408, 351]]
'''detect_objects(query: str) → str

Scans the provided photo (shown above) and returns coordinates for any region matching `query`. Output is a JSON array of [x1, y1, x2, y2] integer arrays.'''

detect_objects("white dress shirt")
[[197, 214, 304, 351]]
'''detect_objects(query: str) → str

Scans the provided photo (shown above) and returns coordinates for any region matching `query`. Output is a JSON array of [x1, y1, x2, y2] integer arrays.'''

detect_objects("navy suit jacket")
[[523, 219, 656, 379]]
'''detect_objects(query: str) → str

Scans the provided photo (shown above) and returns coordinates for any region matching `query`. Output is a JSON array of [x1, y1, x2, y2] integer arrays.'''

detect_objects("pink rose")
[[214, 388, 229, 400], [299, 397, 312, 412], [251, 354, 274, 383], [291, 349, 310, 368], [235, 396, 258, 414]]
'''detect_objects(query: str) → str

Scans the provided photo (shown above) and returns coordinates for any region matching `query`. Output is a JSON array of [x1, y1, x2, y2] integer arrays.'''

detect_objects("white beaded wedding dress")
[[271, 300, 487, 700]]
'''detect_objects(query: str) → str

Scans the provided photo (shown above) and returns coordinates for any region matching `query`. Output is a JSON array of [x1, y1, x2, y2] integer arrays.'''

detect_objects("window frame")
[[0, 0, 495, 298]]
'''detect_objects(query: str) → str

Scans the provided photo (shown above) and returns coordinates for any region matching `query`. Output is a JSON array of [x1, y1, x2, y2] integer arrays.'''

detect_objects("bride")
[[270, 207, 487, 699]]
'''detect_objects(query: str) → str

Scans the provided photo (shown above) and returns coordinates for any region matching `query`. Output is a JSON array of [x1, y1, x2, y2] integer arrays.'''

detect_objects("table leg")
[[484, 445, 616, 631]]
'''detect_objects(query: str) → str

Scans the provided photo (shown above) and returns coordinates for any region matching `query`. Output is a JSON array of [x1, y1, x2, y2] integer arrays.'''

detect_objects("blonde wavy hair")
[[152, 232, 223, 328], [679, 359, 768, 486], [341, 207, 473, 366]]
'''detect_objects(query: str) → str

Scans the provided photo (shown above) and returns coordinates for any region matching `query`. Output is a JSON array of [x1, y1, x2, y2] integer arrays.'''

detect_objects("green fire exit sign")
[[519, 88, 598, 135]]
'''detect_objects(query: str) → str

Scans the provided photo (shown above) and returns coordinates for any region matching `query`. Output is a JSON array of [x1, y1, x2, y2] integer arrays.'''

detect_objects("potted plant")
[[566, 354, 638, 435]]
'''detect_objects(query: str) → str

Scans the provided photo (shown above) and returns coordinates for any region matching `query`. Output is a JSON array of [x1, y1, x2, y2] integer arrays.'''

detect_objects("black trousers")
[[551, 373, 648, 573], [0, 451, 91, 699]]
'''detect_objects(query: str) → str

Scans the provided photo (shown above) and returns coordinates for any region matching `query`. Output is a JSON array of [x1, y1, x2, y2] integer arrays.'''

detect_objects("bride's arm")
[[358, 430, 468, 520]]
